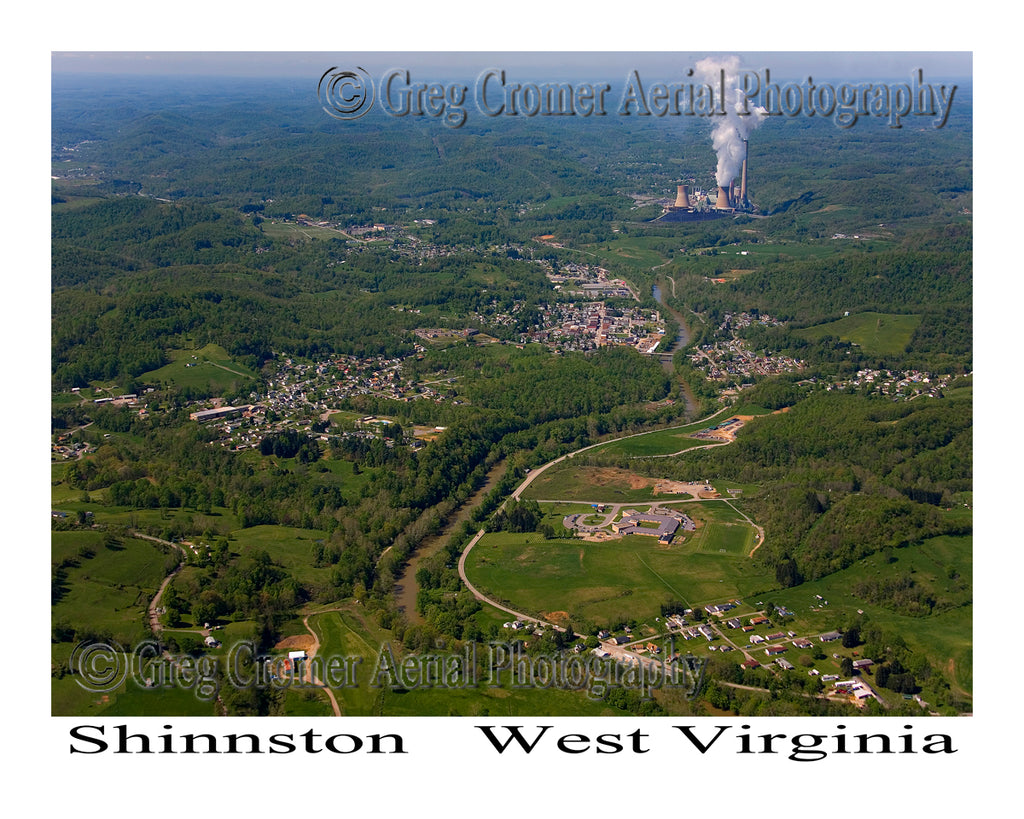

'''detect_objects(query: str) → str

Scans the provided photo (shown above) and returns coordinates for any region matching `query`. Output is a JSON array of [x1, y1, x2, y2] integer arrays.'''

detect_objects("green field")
[[589, 416, 734, 459], [587, 236, 671, 269], [520, 459, 749, 506], [51, 487, 243, 537], [303, 607, 382, 714], [584, 407, 757, 460], [794, 311, 922, 356], [686, 501, 758, 555], [758, 534, 972, 706], [521, 465, 663, 502], [289, 606, 625, 716], [51, 530, 178, 715], [260, 220, 356, 241], [466, 502, 771, 626], [52, 663, 220, 717], [52, 530, 170, 645], [139, 343, 257, 393], [229, 525, 331, 586]]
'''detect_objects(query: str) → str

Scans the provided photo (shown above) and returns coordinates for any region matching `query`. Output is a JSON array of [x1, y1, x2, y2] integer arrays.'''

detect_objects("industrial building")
[[657, 136, 754, 222]]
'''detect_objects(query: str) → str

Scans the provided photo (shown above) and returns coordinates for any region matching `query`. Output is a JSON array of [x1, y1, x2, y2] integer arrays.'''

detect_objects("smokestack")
[[674, 185, 692, 208], [740, 139, 748, 206], [716, 185, 733, 210]]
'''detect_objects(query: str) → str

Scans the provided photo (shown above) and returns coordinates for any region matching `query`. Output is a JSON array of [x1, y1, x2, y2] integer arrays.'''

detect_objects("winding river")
[[652, 280, 698, 418]]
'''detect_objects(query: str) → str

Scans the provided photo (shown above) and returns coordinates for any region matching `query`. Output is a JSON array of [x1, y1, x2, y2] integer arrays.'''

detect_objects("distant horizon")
[[51, 51, 972, 83]]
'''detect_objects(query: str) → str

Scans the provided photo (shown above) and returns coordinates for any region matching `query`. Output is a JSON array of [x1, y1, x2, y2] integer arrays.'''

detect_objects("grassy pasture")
[[304, 607, 382, 715], [794, 311, 922, 356], [52, 659, 221, 717], [466, 506, 772, 626], [51, 531, 177, 715], [304, 605, 627, 716], [52, 530, 169, 644], [260, 220, 354, 241], [588, 236, 671, 269], [58, 500, 241, 537], [230, 525, 331, 586], [377, 674, 624, 716], [760, 534, 972, 703], [139, 343, 257, 393]]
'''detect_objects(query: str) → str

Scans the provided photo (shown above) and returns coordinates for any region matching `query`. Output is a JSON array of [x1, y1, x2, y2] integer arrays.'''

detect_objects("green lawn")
[[466, 510, 772, 626], [695, 518, 756, 556]]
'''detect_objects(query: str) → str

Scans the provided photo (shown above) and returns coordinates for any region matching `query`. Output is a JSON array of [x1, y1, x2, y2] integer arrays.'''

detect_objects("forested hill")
[[52, 73, 971, 389], [53, 74, 971, 232]]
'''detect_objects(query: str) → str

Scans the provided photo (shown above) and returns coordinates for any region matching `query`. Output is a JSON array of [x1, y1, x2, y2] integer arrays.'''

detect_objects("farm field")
[[52, 530, 170, 645], [586, 235, 671, 270], [51, 664, 220, 717], [302, 607, 383, 715], [228, 524, 331, 586], [51, 530, 180, 715]]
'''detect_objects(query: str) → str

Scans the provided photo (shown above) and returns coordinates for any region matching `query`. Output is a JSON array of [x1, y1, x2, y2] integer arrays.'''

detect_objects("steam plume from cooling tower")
[[694, 56, 768, 188]]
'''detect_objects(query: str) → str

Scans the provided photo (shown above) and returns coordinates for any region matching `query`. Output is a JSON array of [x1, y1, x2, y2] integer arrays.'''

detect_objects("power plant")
[[658, 138, 754, 222]]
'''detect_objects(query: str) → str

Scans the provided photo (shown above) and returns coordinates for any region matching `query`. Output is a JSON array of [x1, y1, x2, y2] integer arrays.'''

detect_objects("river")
[[652, 281, 698, 417], [393, 459, 507, 623]]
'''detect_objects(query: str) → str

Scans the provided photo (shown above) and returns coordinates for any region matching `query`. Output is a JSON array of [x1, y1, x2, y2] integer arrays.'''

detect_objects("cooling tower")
[[674, 185, 692, 208], [715, 185, 733, 210]]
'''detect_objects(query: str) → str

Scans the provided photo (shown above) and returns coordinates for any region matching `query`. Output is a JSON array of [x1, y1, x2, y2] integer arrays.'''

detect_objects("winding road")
[[301, 613, 343, 716], [134, 531, 187, 636], [457, 405, 763, 635]]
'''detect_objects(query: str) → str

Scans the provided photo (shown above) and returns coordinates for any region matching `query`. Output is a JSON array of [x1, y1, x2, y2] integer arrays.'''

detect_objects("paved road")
[[459, 405, 757, 635], [457, 528, 570, 634]]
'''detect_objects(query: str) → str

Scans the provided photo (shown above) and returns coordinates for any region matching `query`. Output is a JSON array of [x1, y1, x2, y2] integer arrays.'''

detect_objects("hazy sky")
[[51, 51, 972, 81]]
